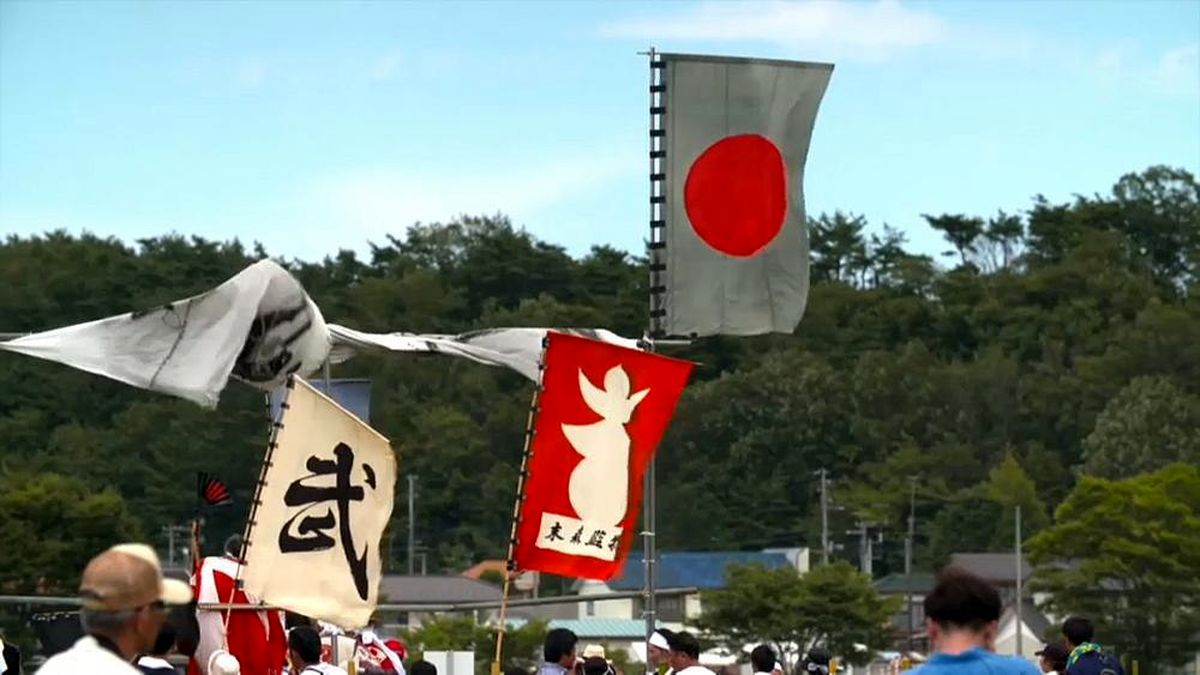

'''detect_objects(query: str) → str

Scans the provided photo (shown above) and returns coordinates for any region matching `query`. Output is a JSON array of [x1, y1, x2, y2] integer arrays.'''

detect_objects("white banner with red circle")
[[659, 53, 833, 337]]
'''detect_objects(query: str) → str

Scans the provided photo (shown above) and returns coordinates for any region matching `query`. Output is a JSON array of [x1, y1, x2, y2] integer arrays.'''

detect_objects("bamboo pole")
[[492, 339, 547, 675]]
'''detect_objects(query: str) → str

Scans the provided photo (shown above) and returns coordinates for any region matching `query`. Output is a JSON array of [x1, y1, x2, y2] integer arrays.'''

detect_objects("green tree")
[[1026, 464, 1200, 674], [1109, 166, 1200, 290], [400, 614, 547, 675], [2, 164, 1198, 582], [980, 211, 1025, 272], [0, 471, 142, 592], [925, 454, 1048, 566], [1081, 376, 1200, 479], [810, 212, 868, 285], [923, 214, 984, 268], [695, 562, 899, 668]]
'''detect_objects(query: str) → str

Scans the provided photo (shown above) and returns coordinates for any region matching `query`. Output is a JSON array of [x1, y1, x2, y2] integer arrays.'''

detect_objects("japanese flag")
[[656, 53, 833, 337], [513, 332, 693, 581]]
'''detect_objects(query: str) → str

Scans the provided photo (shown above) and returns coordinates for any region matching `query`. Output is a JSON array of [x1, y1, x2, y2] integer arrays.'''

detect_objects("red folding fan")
[[197, 472, 233, 507]]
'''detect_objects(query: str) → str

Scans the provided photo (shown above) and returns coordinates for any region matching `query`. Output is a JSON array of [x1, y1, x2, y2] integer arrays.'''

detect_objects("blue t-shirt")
[[913, 647, 1041, 674]]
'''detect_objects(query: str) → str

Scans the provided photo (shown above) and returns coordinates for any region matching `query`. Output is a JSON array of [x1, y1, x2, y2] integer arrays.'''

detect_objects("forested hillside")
[[1, 165, 1197, 592]]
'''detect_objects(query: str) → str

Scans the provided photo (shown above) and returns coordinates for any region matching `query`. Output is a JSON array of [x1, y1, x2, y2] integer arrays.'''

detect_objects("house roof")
[[550, 619, 650, 639], [461, 560, 508, 580], [507, 618, 657, 639], [377, 575, 502, 604], [874, 572, 936, 595], [1000, 603, 1052, 641], [509, 601, 582, 623], [606, 551, 792, 591], [949, 554, 1032, 584]]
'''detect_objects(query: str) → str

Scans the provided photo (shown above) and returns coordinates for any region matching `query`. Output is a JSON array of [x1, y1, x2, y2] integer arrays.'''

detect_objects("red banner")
[[513, 332, 694, 580]]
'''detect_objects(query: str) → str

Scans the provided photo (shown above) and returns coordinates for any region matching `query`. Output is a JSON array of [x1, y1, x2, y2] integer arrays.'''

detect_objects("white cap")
[[649, 632, 670, 650], [583, 645, 606, 659], [209, 650, 241, 675]]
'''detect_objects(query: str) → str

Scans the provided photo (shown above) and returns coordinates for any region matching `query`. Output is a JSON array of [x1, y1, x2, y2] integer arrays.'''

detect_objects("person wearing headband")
[[648, 629, 674, 675]]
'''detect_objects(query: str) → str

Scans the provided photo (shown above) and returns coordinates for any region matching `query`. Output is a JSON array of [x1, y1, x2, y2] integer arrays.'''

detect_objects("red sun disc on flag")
[[683, 134, 788, 257]]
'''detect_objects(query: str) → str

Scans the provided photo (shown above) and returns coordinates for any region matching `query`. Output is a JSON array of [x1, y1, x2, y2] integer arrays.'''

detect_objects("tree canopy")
[[1026, 464, 1200, 675], [695, 562, 899, 667], [0, 165, 1197, 639]]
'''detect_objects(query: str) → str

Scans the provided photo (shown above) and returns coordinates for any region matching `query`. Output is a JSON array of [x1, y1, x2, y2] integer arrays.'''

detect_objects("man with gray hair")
[[39, 543, 193, 674]]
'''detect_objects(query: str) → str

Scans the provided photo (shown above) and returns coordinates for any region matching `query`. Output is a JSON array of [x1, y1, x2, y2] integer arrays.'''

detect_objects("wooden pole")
[[492, 339, 547, 675]]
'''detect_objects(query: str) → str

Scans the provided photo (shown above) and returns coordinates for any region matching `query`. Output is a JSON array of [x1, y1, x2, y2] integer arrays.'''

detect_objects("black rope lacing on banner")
[[649, 52, 668, 339]]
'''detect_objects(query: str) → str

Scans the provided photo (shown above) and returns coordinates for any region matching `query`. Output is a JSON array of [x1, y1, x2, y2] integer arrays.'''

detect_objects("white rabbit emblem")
[[562, 364, 650, 528]]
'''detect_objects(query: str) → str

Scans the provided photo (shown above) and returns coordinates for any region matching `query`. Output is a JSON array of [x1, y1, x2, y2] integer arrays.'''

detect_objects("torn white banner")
[[0, 260, 330, 408], [327, 325, 642, 383], [0, 261, 644, 405]]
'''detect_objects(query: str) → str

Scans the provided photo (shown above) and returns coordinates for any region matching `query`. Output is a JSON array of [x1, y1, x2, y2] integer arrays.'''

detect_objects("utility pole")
[[161, 524, 191, 568], [818, 468, 829, 565], [1015, 505, 1023, 657], [408, 474, 417, 575], [164, 525, 177, 567], [905, 477, 917, 653], [850, 521, 876, 578]]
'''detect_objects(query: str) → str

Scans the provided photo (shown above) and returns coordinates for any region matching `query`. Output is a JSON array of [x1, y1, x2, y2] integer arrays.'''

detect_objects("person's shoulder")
[[1067, 653, 1125, 675]]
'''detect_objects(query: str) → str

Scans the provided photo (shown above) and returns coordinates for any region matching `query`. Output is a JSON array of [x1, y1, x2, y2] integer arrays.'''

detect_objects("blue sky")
[[1, 0, 1197, 263]]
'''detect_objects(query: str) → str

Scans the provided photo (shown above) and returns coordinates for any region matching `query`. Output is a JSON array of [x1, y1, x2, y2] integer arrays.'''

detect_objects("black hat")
[[1036, 643, 1069, 660], [805, 647, 831, 665]]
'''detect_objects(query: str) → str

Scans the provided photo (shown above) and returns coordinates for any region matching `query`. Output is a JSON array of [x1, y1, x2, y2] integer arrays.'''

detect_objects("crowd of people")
[[916, 568, 1125, 675], [14, 543, 1130, 675]]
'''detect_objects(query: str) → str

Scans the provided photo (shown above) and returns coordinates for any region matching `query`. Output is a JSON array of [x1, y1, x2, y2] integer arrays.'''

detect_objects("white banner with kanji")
[[243, 376, 397, 629]]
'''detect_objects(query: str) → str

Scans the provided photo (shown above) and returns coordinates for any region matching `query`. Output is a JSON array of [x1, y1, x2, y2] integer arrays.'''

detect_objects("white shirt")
[[38, 636, 140, 675], [137, 656, 175, 670], [676, 666, 716, 675], [302, 663, 349, 675]]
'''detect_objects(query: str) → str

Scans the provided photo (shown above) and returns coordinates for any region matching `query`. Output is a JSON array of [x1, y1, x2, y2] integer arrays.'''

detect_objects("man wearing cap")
[[800, 648, 831, 675], [1036, 644, 1068, 675], [39, 543, 193, 674]]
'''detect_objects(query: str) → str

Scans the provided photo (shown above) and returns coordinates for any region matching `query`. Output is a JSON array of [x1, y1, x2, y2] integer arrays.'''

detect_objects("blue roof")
[[550, 619, 651, 639], [607, 551, 792, 591], [505, 618, 657, 639]]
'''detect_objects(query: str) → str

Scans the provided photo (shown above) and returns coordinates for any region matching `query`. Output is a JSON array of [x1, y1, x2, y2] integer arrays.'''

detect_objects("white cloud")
[[1154, 43, 1200, 97], [600, 0, 949, 60], [1083, 41, 1199, 99]]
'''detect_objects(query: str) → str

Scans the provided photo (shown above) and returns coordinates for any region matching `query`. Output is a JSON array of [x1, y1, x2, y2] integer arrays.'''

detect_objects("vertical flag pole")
[[225, 377, 293, 641], [492, 338, 548, 675], [644, 44, 666, 673]]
